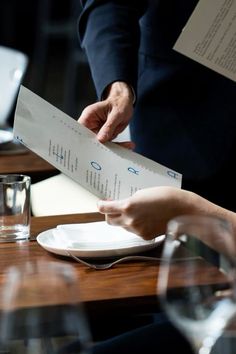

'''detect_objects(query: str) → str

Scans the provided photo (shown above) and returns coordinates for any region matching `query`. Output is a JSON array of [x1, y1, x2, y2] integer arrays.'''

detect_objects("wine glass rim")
[[0, 174, 31, 184]]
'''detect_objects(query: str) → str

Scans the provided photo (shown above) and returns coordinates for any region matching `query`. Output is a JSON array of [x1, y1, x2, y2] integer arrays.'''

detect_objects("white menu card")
[[174, 0, 236, 82], [13, 86, 182, 200]]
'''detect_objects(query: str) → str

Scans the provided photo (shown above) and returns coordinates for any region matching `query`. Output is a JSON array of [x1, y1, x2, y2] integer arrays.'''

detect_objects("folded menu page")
[[13, 86, 182, 200], [174, 0, 236, 82]]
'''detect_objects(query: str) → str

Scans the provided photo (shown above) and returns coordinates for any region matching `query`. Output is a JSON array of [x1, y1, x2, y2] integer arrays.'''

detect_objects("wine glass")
[[0, 260, 92, 354], [158, 214, 236, 354]]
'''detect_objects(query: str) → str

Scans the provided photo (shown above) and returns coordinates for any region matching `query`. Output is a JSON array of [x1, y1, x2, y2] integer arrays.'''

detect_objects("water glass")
[[0, 174, 31, 242]]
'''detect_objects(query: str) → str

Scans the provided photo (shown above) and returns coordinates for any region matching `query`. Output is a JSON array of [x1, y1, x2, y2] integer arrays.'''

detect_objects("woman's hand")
[[98, 185, 236, 242], [97, 187, 199, 240]]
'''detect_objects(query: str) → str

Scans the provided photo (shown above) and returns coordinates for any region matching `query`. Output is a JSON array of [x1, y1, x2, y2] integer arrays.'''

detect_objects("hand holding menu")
[[13, 86, 182, 200]]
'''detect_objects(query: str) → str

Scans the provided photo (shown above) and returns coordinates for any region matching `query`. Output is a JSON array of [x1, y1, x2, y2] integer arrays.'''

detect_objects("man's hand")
[[78, 81, 134, 143]]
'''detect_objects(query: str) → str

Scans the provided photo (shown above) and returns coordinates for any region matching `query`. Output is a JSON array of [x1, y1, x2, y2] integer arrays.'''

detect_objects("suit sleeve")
[[78, 0, 147, 99]]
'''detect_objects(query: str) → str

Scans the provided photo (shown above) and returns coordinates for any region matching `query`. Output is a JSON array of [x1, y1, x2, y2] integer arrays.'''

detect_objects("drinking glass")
[[158, 214, 236, 354], [0, 174, 31, 242], [0, 260, 92, 354]]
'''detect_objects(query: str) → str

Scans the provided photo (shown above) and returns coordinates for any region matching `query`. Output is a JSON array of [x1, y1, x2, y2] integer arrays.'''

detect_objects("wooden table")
[[0, 213, 227, 319], [0, 212, 233, 353], [0, 212, 163, 339], [0, 212, 231, 343], [0, 213, 160, 317], [0, 149, 57, 183]]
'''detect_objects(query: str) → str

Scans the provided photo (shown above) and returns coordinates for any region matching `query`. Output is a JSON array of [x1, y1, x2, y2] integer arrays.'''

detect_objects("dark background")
[[0, 0, 96, 124]]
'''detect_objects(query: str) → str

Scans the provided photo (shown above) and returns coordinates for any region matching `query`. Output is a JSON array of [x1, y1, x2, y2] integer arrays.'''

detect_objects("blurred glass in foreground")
[[0, 261, 92, 354], [158, 215, 236, 354]]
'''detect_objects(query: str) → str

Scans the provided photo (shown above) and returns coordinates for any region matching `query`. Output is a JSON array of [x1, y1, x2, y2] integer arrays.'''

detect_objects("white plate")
[[0, 129, 13, 144], [36, 221, 165, 258]]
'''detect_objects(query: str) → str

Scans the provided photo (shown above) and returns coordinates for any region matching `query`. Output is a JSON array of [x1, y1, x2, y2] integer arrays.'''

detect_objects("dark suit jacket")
[[79, 0, 236, 208]]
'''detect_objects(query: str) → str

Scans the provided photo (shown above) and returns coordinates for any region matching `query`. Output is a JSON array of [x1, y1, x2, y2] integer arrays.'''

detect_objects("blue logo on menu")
[[91, 161, 102, 170], [90, 161, 178, 180], [128, 167, 139, 175]]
